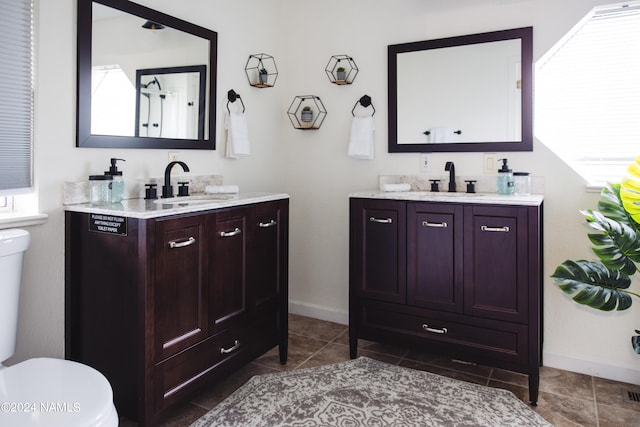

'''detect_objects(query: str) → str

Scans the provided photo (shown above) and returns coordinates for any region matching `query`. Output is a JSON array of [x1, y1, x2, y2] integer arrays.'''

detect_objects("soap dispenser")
[[105, 158, 125, 203], [496, 158, 514, 195]]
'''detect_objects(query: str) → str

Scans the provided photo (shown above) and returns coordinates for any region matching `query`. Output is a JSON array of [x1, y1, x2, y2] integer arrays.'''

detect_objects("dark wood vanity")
[[65, 197, 288, 425], [349, 195, 542, 405]]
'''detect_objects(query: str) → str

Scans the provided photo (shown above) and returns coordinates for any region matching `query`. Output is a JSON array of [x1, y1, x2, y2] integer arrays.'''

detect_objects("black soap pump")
[[496, 158, 514, 195], [105, 158, 125, 203]]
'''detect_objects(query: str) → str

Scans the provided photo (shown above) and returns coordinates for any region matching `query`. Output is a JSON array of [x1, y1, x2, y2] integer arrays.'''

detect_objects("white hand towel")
[[225, 112, 251, 158], [348, 116, 375, 159], [380, 183, 411, 192], [205, 185, 240, 194], [428, 127, 451, 143]]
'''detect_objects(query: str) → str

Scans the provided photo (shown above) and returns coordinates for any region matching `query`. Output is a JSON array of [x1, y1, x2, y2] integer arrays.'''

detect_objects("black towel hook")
[[227, 89, 245, 113], [351, 94, 375, 117]]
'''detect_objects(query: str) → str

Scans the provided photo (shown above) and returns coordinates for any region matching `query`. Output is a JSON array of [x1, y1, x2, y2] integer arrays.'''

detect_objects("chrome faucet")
[[445, 161, 456, 192], [162, 161, 190, 198]]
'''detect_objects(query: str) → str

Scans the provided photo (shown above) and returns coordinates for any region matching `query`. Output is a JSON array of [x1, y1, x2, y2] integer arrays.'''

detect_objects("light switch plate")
[[420, 153, 431, 172], [484, 153, 496, 174]]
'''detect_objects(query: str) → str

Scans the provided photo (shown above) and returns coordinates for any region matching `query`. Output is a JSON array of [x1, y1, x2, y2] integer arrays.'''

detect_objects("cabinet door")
[[154, 215, 208, 361], [249, 200, 287, 315], [210, 207, 249, 333], [463, 205, 529, 323], [408, 202, 463, 312], [350, 199, 406, 303]]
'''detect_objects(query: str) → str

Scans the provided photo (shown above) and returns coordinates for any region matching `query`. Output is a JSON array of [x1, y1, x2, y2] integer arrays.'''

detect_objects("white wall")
[[9, 0, 639, 384]]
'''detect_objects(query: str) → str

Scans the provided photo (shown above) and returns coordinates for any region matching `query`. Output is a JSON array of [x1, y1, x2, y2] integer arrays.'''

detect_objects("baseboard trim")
[[543, 351, 640, 384], [288, 300, 348, 325]]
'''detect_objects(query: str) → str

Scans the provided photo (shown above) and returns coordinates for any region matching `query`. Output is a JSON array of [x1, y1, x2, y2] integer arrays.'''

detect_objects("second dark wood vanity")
[[65, 195, 288, 426], [349, 192, 543, 405]]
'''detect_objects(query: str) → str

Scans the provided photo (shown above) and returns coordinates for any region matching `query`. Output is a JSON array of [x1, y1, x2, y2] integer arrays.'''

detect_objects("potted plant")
[[552, 155, 640, 354], [301, 106, 313, 123], [259, 68, 268, 85], [336, 67, 346, 81]]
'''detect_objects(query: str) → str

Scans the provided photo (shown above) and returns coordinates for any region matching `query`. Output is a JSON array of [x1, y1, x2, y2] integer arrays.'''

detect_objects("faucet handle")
[[429, 179, 440, 192], [144, 183, 158, 200], [465, 180, 477, 194], [178, 182, 190, 197]]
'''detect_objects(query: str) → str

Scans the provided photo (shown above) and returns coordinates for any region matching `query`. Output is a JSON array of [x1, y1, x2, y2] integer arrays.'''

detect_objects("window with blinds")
[[0, 0, 33, 194], [536, 2, 640, 186]]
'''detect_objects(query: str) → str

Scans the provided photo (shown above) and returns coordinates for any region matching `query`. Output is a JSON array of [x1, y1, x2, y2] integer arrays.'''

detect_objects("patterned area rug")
[[191, 357, 551, 427]]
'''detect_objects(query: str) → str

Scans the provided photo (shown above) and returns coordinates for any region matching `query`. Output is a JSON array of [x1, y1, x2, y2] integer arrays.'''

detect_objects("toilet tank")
[[0, 229, 30, 363]]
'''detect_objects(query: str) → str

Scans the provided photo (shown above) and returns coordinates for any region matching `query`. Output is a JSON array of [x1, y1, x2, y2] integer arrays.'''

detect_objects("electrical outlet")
[[420, 153, 431, 172], [168, 152, 180, 162], [484, 153, 496, 174]]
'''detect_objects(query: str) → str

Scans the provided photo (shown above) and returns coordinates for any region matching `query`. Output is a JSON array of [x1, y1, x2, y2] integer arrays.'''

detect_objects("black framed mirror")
[[388, 27, 532, 153], [77, 0, 217, 149]]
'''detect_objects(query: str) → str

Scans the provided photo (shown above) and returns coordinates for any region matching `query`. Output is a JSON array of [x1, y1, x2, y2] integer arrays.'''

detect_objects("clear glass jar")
[[89, 175, 112, 205], [513, 172, 531, 195], [496, 171, 514, 195]]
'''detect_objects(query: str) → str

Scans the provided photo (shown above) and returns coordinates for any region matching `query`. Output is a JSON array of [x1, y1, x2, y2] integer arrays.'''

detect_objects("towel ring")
[[351, 94, 375, 117], [227, 89, 246, 113]]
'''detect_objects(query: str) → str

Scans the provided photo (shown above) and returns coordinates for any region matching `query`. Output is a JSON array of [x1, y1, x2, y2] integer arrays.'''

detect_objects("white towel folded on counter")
[[348, 116, 375, 159], [225, 112, 251, 158], [205, 185, 240, 194], [380, 183, 411, 192]]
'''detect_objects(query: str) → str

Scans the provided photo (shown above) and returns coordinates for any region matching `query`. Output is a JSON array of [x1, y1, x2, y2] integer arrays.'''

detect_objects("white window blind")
[[0, 0, 33, 193], [536, 3, 640, 186]]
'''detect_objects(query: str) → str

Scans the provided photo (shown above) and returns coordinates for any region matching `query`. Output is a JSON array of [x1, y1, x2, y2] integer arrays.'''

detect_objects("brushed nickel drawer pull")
[[422, 221, 447, 228], [259, 220, 277, 228], [220, 227, 242, 237], [168, 236, 196, 249], [422, 324, 448, 334], [220, 340, 240, 354], [369, 217, 393, 224], [481, 225, 510, 233]]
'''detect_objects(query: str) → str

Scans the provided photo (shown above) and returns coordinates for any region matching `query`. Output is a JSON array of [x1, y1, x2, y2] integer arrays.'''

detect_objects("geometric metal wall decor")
[[245, 53, 278, 88], [287, 95, 327, 129], [325, 54, 358, 85]]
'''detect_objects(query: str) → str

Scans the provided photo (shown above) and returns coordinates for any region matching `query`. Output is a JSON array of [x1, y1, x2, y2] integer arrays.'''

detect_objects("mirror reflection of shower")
[[140, 76, 167, 137], [135, 65, 207, 139]]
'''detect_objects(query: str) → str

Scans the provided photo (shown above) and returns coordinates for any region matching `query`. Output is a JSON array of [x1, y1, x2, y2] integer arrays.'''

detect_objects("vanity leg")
[[279, 341, 288, 365], [529, 373, 540, 406], [349, 334, 358, 359], [279, 308, 288, 365]]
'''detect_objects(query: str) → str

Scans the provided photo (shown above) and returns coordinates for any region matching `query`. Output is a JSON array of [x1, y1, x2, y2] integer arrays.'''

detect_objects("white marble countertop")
[[349, 191, 544, 206], [63, 192, 289, 219]]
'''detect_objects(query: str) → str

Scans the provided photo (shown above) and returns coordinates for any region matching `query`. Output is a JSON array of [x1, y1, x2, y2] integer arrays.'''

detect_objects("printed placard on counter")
[[89, 213, 127, 235]]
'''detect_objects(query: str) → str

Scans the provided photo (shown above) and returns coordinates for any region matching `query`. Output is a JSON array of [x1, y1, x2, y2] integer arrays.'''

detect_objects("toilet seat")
[[0, 357, 118, 426]]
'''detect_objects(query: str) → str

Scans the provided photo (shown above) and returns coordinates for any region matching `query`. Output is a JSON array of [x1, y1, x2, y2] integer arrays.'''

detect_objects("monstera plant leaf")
[[598, 183, 640, 232], [620, 155, 640, 224], [633, 330, 640, 354], [581, 210, 640, 275], [552, 260, 633, 311], [554, 156, 640, 354]]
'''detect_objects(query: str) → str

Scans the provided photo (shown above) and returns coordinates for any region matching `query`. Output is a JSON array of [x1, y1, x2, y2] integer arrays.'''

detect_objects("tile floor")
[[121, 314, 640, 427]]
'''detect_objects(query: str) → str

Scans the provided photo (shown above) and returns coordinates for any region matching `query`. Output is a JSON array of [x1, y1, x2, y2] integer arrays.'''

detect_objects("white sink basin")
[[153, 194, 236, 204]]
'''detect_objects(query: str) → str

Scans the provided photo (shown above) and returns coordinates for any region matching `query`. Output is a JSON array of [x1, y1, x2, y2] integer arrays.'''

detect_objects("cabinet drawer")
[[154, 326, 247, 412], [360, 304, 528, 368]]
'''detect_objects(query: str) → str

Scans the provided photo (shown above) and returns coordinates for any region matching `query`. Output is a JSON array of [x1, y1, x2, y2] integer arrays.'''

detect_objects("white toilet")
[[0, 229, 118, 426]]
